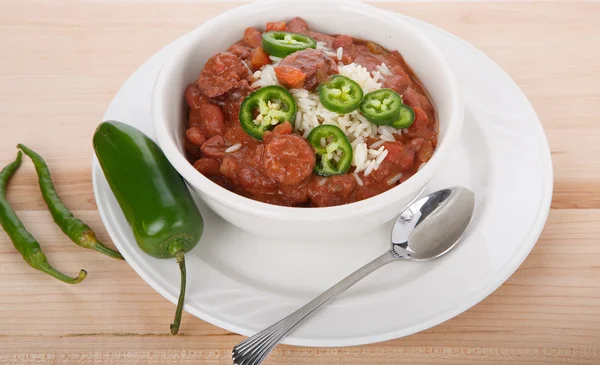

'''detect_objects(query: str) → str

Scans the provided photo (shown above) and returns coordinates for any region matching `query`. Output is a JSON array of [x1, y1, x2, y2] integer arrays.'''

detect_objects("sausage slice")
[[263, 134, 316, 185], [196, 53, 249, 98]]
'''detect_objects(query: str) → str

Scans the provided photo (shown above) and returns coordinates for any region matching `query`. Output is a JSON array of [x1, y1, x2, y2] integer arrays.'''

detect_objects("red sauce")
[[183, 17, 438, 207]]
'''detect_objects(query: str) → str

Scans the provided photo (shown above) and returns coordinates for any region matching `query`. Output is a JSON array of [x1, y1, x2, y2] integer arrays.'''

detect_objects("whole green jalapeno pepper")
[[17, 144, 123, 260], [93, 121, 204, 335], [0, 151, 87, 284]]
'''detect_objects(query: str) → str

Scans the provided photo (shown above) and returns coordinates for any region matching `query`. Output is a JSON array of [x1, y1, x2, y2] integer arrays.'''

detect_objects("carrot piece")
[[274, 66, 306, 89]]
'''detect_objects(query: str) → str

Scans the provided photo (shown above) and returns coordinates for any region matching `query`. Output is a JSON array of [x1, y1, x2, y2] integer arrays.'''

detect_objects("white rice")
[[364, 160, 376, 176], [251, 65, 278, 88], [249, 51, 421, 176], [371, 70, 382, 83], [338, 63, 382, 93], [376, 149, 389, 165], [369, 139, 386, 150], [317, 41, 337, 58], [269, 55, 283, 64], [387, 173, 403, 185], [367, 146, 385, 158], [225, 143, 242, 153], [376, 63, 392, 77], [289, 63, 395, 176], [353, 172, 364, 187], [241, 60, 252, 74]]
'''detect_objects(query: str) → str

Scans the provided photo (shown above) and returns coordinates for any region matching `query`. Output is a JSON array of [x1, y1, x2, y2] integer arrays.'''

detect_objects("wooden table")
[[1, 1, 599, 364]]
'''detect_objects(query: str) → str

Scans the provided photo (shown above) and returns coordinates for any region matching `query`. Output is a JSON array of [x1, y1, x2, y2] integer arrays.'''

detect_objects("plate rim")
[[92, 14, 553, 347]]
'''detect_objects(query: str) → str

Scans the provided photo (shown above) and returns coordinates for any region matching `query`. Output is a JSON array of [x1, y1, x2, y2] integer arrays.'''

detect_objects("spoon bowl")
[[233, 187, 475, 365], [391, 187, 475, 260]]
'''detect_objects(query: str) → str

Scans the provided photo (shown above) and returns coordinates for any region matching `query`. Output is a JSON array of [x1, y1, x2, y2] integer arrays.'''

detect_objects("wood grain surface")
[[1, 1, 599, 364]]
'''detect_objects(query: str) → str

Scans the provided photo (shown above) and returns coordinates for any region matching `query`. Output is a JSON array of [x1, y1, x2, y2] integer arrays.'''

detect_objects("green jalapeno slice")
[[307, 125, 353, 176], [359, 88, 403, 126], [319, 75, 364, 114], [239, 86, 297, 140], [262, 31, 317, 58], [389, 104, 415, 129]]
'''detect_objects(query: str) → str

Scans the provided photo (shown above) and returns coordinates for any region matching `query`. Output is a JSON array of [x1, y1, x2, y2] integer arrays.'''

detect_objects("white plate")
[[92, 15, 552, 347]]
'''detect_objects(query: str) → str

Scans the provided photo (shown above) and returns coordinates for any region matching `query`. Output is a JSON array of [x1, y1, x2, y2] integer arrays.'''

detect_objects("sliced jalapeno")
[[359, 88, 403, 126], [307, 125, 353, 177], [262, 31, 317, 58], [319, 75, 364, 114], [239, 86, 297, 140], [390, 105, 415, 129]]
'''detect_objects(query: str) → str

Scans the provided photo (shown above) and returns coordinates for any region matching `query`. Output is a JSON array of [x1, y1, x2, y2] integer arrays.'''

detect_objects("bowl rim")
[[152, 0, 464, 221]]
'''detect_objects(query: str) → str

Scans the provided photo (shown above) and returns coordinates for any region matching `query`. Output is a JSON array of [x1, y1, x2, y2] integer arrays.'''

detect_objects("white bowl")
[[152, 0, 464, 239]]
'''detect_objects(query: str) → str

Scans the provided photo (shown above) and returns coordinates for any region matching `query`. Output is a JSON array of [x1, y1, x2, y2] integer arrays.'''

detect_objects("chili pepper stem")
[[36, 261, 87, 284], [80, 231, 124, 260], [170, 250, 187, 335]]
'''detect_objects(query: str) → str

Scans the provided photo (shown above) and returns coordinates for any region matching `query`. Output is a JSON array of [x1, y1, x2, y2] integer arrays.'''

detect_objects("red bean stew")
[[184, 17, 437, 207]]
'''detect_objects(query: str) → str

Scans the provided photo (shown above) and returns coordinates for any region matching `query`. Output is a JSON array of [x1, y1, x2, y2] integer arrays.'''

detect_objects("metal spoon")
[[232, 187, 475, 365]]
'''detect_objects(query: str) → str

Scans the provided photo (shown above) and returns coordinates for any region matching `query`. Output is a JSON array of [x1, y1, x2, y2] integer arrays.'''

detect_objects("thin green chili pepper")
[[17, 144, 123, 260], [0, 151, 86, 284]]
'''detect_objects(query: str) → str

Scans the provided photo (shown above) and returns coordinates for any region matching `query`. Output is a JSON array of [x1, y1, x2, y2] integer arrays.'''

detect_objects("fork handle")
[[232, 250, 398, 365]]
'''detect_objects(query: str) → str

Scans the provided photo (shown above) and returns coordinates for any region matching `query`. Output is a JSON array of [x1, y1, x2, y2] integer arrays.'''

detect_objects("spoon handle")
[[232, 250, 398, 365]]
